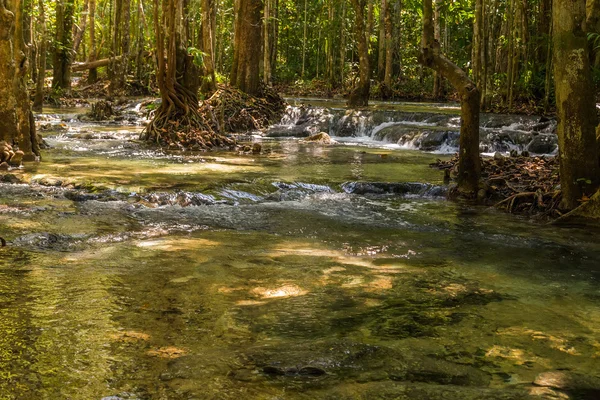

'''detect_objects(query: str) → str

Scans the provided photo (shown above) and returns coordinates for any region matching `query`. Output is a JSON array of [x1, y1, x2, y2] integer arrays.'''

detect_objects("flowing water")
[[0, 101, 598, 400]]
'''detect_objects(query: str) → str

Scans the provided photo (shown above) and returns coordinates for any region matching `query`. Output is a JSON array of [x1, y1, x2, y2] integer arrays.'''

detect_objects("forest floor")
[[275, 79, 554, 115], [430, 154, 570, 219]]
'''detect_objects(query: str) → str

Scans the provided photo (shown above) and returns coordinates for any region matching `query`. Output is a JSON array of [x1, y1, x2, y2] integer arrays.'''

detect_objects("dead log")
[[72, 56, 123, 72]]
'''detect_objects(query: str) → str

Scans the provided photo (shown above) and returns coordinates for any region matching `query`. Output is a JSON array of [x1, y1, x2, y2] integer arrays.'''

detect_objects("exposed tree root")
[[432, 154, 564, 218], [200, 84, 286, 133], [143, 83, 236, 151]]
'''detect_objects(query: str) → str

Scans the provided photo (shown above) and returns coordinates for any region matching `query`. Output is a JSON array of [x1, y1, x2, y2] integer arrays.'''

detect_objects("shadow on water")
[[0, 103, 598, 399]]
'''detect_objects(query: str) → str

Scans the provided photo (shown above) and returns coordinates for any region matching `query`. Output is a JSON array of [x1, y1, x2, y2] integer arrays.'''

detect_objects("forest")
[[0, 0, 600, 398]]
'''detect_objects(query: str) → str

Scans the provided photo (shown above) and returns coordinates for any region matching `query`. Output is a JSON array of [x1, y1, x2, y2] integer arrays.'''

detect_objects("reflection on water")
[[0, 107, 598, 399]]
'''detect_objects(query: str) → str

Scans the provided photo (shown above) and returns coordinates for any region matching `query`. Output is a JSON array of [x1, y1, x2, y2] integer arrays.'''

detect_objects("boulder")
[[534, 371, 600, 398], [8, 150, 24, 166], [305, 132, 336, 144], [526, 134, 557, 154]]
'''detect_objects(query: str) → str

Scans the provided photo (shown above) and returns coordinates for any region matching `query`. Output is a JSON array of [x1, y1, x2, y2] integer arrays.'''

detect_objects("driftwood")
[[72, 56, 123, 72]]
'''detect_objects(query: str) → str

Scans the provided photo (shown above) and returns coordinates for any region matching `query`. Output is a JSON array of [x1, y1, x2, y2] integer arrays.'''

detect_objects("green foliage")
[[187, 47, 207, 68]]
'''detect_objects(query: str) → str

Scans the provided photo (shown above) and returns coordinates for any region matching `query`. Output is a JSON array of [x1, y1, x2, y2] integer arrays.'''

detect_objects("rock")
[[251, 143, 262, 154], [389, 357, 491, 387], [521, 150, 530, 157], [494, 151, 505, 161], [306, 132, 336, 144], [88, 100, 114, 121], [0, 162, 9, 170], [510, 149, 519, 158], [526, 134, 558, 154], [534, 371, 600, 398], [8, 150, 24, 166]]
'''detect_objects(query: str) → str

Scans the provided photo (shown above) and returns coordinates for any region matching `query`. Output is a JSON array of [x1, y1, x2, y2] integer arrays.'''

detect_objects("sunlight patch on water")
[[251, 284, 308, 299], [135, 237, 220, 250]]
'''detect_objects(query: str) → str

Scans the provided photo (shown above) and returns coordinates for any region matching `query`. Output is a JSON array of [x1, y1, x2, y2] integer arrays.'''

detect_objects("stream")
[[0, 99, 598, 399]]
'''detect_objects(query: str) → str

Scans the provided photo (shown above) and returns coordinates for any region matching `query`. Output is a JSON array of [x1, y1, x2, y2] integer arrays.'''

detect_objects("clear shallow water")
[[0, 105, 598, 399]]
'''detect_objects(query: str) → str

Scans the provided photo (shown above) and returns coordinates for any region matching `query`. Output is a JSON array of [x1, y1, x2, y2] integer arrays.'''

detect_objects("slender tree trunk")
[[301, 0, 307, 78], [339, 0, 346, 84], [420, 0, 480, 197], [263, 0, 271, 84], [120, 0, 131, 87], [33, 0, 46, 111], [348, 0, 370, 106], [200, 0, 216, 92], [88, 0, 98, 83], [73, 0, 89, 57], [553, 0, 600, 209], [472, 0, 483, 91], [383, 0, 393, 91], [432, 0, 441, 98], [377, 0, 386, 81]]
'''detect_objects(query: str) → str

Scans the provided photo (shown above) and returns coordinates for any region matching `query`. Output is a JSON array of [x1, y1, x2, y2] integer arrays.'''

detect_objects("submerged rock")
[[304, 132, 337, 144], [342, 182, 447, 197], [534, 371, 600, 398], [526, 134, 557, 154]]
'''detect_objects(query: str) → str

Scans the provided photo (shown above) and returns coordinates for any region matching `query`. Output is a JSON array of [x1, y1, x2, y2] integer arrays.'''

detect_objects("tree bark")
[[33, 0, 45, 111], [348, 0, 370, 106], [553, 0, 600, 209], [432, 0, 441, 98], [200, 0, 217, 92], [73, 56, 124, 71], [0, 0, 17, 144], [263, 0, 271, 85], [88, 0, 97, 83], [383, 0, 393, 91], [420, 0, 480, 197], [11, 0, 38, 158], [230, 0, 263, 95], [72, 0, 89, 57], [377, 0, 386, 81], [52, 0, 74, 91]]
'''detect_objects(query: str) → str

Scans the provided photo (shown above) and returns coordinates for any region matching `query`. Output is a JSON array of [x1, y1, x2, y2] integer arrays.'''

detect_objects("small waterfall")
[[267, 102, 558, 155]]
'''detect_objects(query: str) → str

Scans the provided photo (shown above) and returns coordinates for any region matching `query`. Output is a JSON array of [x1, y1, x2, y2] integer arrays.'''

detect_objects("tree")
[[553, 0, 600, 209], [230, 0, 263, 95], [420, 0, 480, 197], [0, 0, 38, 159], [52, 0, 75, 91], [200, 0, 217, 93], [33, 0, 46, 111], [144, 0, 202, 142], [348, 0, 370, 106], [0, 0, 17, 144]]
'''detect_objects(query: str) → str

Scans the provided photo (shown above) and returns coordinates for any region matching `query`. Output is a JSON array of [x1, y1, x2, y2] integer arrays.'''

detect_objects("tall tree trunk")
[[263, 0, 271, 84], [120, 0, 131, 87], [136, 0, 148, 83], [432, 0, 441, 98], [201, 0, 217, 92], [52, 0, 74, 91], [377, 0, 385, 81], [33, 0, 46, 111], [472, 0, 483, 93], [420, 0, 480, 197], [301, 0, 307, 78], [73, 0, 89, 57], [383, 0, 393, 91], [230, 0, 263, 95], [0, 0, 17, 144], [348, 0, 370, 106], [11, 0, 38, 158], [553, 0, 600, 209], [88, 0, 97, 83], [339, 0, 346, 84]]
